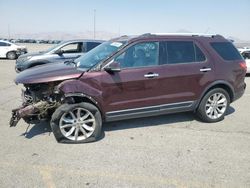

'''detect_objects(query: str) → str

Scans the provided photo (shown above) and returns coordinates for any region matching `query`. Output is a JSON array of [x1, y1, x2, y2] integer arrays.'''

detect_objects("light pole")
[[94, 9, 96, 39], [8, 24, 10, 40]]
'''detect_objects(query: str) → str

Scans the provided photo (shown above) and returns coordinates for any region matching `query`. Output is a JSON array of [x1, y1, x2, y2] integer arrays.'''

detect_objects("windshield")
[[75, 41, 126, 69]]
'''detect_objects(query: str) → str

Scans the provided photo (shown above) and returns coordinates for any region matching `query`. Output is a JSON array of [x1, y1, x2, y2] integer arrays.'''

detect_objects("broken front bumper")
[[9, 101, 49, 127]]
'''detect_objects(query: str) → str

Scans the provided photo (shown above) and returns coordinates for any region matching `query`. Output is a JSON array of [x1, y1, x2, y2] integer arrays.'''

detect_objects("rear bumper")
[[233, 83, 246, 102]]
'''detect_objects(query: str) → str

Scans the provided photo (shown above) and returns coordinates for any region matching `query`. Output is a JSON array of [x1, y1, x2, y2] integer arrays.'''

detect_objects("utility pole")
[[94, 9, 96, 39], [8, 24, 10, 40]]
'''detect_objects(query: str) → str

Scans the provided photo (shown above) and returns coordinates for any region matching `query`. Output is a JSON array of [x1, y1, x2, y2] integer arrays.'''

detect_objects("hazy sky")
[[0, 0, 250, 40]]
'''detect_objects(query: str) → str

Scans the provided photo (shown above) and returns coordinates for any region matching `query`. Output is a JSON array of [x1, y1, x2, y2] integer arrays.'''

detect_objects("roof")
[[148, 33, 219, 37], [62, 39, 105, 43], [111, 33, 224, 43]]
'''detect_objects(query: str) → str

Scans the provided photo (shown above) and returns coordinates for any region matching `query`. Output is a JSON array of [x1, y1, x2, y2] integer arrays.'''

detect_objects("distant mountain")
[[227, 36, 250, 48], [4, 31, 119, 40], [227, 36, 244, 43]]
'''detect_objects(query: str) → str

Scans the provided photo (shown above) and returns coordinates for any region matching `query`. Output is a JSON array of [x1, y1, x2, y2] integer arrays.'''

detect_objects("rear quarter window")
[[211, 42, 243, 61]]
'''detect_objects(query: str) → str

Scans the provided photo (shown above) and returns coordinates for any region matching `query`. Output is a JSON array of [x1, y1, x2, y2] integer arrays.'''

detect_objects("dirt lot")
[[0, 44, 250, 188]]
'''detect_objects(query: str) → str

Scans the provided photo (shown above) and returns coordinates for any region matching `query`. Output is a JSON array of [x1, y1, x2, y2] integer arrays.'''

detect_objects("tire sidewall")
[[197, 88, 230, 123], [50, 102, 102, 143], [7, 51, 17, 60]]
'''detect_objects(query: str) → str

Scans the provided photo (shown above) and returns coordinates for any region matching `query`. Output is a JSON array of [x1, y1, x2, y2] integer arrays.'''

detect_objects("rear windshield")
[[211, 42, 243, 61]]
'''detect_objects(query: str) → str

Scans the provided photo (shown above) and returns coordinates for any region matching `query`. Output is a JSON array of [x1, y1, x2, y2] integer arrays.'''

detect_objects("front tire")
[[6, 51, 17, 60], [50, 102, 102, 143], [196, 88, 230, 123]]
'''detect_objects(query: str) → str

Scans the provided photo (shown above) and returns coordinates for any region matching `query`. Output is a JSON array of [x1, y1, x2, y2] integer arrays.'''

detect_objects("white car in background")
[[238, 47, 250, 53], [239, 48, 250, 74], [0, 40, 27, 59]]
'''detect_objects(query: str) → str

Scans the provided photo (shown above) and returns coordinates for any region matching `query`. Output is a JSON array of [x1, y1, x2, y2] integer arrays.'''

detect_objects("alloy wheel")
[[205, 93, 227, 120], [59, 108, 96, 141]]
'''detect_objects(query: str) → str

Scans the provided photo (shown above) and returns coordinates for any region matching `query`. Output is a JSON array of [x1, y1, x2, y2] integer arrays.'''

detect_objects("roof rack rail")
[[140, 33, 218, 37], [138, 33, 152, 37]]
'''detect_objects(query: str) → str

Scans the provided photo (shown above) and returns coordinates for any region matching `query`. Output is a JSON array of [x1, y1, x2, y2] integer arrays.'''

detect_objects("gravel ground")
[[0, 44, 250, 188]]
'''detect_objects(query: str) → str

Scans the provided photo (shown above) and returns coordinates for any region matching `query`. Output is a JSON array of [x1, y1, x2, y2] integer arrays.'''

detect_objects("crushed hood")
[[15, 62, 86, 84]]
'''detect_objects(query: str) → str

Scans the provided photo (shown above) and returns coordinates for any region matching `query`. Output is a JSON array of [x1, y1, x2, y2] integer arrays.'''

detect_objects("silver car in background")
[[15, 39, 104, 72]]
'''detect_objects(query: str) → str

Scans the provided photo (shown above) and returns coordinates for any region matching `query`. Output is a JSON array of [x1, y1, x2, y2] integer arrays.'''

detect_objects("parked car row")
[[0, 38, 61, 44], [10, 33, 247, 144]]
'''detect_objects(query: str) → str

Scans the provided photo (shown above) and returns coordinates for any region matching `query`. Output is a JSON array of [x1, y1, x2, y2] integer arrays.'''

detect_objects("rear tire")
[[7, 51, 17, 60], [196, 88, 230, 123], [50, 102, 102, 144]]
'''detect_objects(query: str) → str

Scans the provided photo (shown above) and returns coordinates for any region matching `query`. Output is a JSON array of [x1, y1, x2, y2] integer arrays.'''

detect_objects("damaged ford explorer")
[[10, 33, 247, 143]]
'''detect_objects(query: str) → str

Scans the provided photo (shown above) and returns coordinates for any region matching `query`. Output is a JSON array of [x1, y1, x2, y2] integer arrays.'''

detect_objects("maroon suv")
[[10, 33, 247, 143]]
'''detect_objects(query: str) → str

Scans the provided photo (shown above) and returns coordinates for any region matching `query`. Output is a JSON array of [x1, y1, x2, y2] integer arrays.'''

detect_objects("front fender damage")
[[57, 79, 102, 105]]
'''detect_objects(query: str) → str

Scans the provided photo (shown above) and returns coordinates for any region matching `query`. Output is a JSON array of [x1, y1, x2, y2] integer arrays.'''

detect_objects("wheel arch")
[[63, 93, 104, 120], [6, 50, 17, 58], [195, 80, 234, 110], [57, 79, 103, 113]]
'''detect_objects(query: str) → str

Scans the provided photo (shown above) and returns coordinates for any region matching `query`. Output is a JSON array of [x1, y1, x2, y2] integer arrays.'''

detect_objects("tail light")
[[239, 61, 247, 71]]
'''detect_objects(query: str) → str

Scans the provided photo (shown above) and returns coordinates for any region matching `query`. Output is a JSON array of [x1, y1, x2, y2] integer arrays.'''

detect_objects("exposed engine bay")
[[10, 82, 61, 127]]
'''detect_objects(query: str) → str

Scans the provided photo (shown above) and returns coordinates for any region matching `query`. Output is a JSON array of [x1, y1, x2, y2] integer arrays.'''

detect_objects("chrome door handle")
[[144, 73, 159, 78], [200, 68, 212, 72]]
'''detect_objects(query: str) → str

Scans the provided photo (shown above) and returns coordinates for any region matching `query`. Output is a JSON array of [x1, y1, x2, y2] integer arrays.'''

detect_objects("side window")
[[195, 44, 206, 61], [0, 42, 9, 46], [87, 42, 101, 51], [115, 42, 159, 69], [60, 42, 82, 53], [167, 41, 195, 64], [211, 42, 243, 61]]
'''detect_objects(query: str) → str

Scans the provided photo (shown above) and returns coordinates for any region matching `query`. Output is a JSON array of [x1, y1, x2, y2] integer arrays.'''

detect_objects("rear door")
[[156, 40, 214, 104]]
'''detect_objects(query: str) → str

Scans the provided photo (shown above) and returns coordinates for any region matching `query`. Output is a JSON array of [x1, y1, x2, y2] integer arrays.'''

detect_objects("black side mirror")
[[104, 61, 121, 73], [55, 49, 63, 55]]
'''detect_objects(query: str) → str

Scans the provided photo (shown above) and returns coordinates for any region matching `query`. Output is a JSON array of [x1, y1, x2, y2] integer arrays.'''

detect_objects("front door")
[[53, 42, 83, 63], [100, 41, 162, 113]]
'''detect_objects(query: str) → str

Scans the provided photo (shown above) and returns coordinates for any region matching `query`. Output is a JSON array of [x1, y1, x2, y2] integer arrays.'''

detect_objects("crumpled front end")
[[10, 82, 61, 127]]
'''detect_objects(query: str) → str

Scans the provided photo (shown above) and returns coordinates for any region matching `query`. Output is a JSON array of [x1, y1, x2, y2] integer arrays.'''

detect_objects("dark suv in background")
[[10, 33, 246, 143], [15, 39, 104, 72]]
